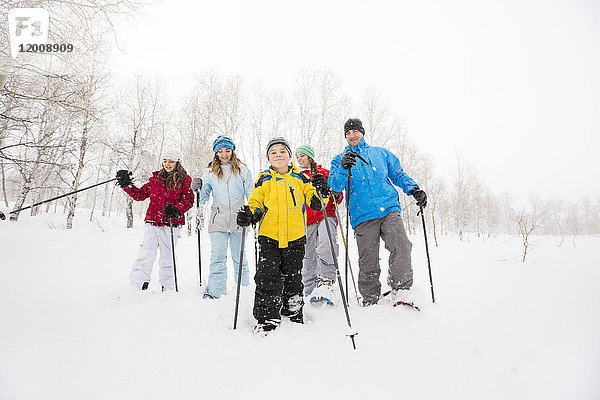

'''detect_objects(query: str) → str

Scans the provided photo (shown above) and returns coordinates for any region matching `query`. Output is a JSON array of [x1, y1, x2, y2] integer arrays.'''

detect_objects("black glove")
[[332, 191, 343, 203], [116, 170, 133, 188], [237, 206, 262, 227], [309, 195, 323, 211], [312, 173, 330, 197], [190, 178, 203, 192], [409, 188, 427, 208], [341, 151, 357, 170], [163, 204, 181, 219]]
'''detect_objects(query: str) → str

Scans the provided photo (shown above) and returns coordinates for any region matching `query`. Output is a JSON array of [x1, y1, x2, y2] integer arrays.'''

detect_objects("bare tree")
[[427, 175, 447, 247], [246, 82, 269, 172], [515, 200, 548, 262], [64, 74, 109, 227], [4, 70, 76, 221], [565, 207, 579, 248], [360, 87, 390, 148], [218, 74, 245, 139], [292, 68, 318, 145], [112, 76, 164, 228], [267, 90, 291, 140], [314, 69, 348, 163], [179, 72, 222, 177], [452, 154, 482, 241]]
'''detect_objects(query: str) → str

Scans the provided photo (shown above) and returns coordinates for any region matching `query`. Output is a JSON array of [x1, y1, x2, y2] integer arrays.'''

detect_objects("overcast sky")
[[111, 0, 600, 202]]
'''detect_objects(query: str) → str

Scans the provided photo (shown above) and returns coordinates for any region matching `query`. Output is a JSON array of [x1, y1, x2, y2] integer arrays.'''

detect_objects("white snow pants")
[[129, 223, 182, 290]]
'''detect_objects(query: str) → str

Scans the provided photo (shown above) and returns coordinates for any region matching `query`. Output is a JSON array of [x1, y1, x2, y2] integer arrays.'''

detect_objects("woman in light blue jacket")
[[194, 136, 253, 299]]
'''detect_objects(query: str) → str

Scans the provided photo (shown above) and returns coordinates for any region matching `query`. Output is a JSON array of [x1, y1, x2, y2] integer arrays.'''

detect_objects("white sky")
[[110, 0, 600, 202]]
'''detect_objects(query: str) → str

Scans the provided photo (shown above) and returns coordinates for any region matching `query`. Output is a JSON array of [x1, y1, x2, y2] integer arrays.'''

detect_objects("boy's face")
[[268, 145, 291, 169], [345, 129, 363, 147]]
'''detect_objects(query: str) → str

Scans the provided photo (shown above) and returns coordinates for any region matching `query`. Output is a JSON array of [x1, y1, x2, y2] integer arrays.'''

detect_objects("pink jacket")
[[123, 171, 194, 226]]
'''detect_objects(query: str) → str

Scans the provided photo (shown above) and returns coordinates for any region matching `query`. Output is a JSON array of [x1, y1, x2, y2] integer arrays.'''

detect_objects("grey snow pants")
[[354, 211, 413, 304], [302, 216, 339, 295]]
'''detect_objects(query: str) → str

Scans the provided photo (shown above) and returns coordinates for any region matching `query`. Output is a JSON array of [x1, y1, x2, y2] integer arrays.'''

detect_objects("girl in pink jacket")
[[116, 148, 194, 291]]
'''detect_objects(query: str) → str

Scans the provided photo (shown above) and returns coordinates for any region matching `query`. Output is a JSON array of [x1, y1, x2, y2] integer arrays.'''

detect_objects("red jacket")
[[301, 166, 343, 226], [123, 171, 194, 226]]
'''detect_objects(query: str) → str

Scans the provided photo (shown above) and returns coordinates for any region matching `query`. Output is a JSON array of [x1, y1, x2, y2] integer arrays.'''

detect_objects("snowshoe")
[[309, 282, 336, 306], [382, 289, 421, 311], [310, 295, 335, 306]]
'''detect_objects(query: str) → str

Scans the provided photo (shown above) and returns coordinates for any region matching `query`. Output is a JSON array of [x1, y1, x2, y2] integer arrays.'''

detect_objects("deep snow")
[[1, 211, 599, 400]]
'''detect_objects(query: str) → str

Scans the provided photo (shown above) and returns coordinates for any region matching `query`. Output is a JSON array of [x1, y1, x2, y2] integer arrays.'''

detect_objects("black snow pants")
[[253, 235, 305, 323]]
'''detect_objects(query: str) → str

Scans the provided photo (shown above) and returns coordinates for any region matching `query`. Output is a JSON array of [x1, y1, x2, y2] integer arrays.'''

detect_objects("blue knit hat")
[[212, 135, 236, 153]]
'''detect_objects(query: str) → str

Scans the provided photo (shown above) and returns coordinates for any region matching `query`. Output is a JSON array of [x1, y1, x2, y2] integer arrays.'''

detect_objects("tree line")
[[1, 2, 598, 249]]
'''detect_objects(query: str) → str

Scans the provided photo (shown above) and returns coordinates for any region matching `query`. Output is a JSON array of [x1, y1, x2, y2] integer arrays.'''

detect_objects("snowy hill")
[[1, 212, 598, 400]]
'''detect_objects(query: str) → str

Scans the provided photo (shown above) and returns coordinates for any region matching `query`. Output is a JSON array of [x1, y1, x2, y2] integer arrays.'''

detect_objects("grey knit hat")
[[266, 137, 292, 158]]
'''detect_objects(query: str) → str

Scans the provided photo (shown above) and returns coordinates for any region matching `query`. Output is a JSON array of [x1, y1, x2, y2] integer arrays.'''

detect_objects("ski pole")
[[331, 196, 361, 305], [233, 209, 248, 330], [345, 171, 351, 306], [195, 193, 202, 287], [169, 216, 179, 292], [316, 191, 357, 349], [0, 177, 118, 221], [254, 228, 258, 268], [418, 205, 435, 303], [341, 151, 370, 304]]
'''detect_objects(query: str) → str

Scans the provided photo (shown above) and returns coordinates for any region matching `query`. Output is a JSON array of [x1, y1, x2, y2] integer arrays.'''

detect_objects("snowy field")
[[1, 211, 599, 400]]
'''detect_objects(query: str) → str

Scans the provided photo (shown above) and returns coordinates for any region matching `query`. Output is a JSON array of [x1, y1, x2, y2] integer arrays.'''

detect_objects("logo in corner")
[[8, 8, 50, 59]]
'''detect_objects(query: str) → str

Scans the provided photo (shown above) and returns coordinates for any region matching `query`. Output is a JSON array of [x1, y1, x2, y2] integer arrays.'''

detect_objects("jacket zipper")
[[162, 178, 169, 225], [226, 175, 233, 230], [289, 186, 297, 207], [212, 207, 220, 224]]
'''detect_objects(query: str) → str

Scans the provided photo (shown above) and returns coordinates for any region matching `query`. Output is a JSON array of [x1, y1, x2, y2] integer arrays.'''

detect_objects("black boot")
[[281, 294, 304, 323], [253, 319, 280, 334], [141, 282, 149, 290], [289, 310, 304, 324]]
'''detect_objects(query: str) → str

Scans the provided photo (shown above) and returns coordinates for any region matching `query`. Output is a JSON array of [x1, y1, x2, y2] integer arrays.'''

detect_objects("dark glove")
[[163, 204, 181, 219], [312, 173, 330, 197], [409, 188, 427, 208], [341, 151, 357, 170], [332, 191, 343, 203], [190, 178, 203, 192], [116, 170, 133, 188], [309, 195, 323, 211], [236, 206, 262, 227]]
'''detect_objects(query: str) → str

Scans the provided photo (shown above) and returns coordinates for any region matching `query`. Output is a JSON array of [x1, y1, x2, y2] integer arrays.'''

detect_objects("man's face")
[[345, 129, 363, 147]]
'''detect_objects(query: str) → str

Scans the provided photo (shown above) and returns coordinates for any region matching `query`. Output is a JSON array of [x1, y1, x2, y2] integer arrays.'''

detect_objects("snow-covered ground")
[[1, 211, 599, 400]]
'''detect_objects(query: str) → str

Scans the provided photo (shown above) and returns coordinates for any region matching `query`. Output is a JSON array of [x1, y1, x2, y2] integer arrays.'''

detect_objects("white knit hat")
[[162, 147, 182, 163]]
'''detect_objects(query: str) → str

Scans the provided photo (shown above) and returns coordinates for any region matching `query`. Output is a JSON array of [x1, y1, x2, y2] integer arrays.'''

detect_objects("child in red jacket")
[[295, 144, 343, 305], [116, 148, 194, 291]]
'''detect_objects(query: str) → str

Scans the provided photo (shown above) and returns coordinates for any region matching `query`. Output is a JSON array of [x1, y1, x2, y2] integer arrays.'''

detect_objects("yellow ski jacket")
[[248, 163, 325, 248]]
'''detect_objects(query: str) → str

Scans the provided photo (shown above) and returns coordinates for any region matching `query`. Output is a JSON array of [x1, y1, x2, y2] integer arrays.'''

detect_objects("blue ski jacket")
[[328, 138, 418, 228], [197, 163, 253, 233]]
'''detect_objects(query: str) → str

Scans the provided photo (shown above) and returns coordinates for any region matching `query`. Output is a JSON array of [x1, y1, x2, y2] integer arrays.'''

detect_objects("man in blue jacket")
[[328, 118, 427, 306]]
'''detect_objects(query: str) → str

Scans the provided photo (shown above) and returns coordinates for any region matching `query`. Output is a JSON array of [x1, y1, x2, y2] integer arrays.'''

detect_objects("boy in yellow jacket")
[[237, 137, 330, 333]]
